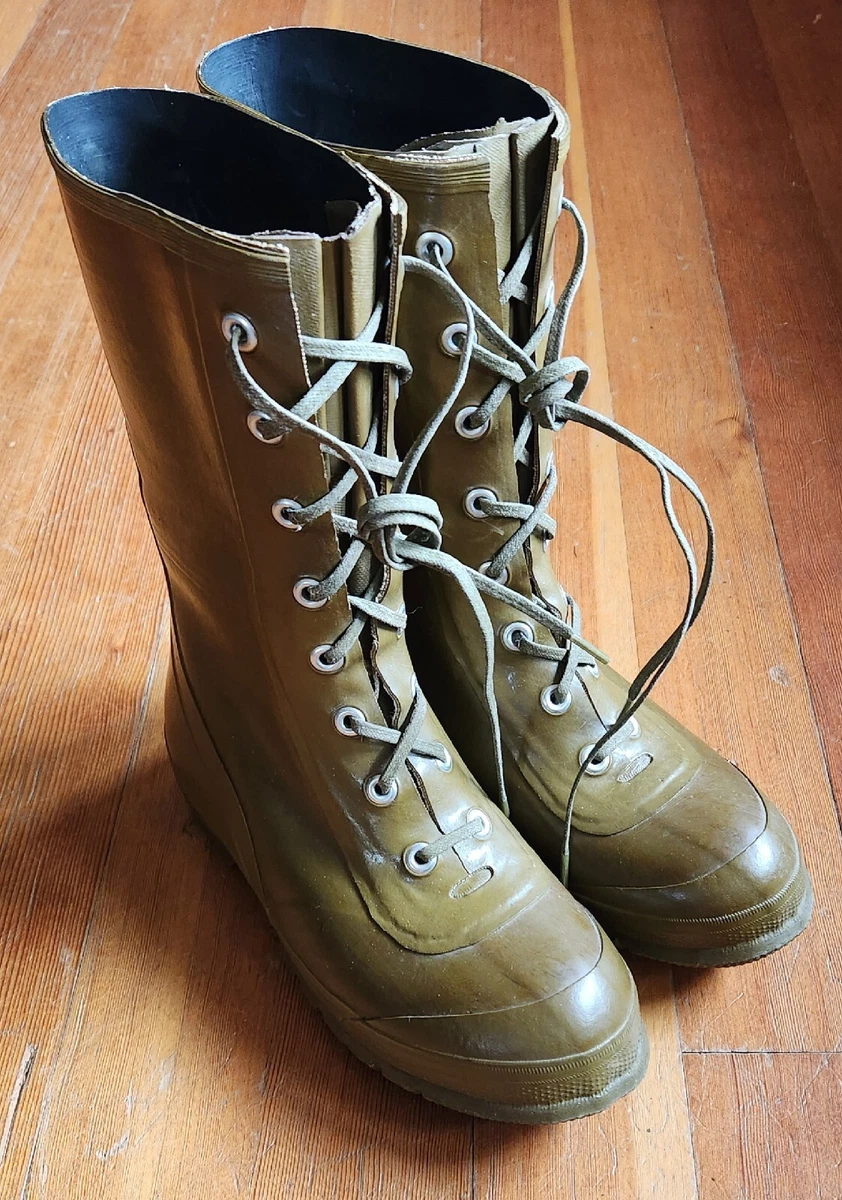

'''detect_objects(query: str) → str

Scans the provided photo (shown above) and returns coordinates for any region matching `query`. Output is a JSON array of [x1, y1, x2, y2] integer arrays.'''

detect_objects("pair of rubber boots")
[[42, 28, 812, 1123]]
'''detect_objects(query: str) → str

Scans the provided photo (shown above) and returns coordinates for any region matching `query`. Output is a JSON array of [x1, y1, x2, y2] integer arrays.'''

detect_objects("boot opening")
[[43, 88, 374, 236], [200, 28, 550, 151]]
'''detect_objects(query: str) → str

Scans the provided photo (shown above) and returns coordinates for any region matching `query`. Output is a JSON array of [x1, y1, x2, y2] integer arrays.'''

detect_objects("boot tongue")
[[396, 113, 556, 291], [361, 109, 566, 504], [250, 188, 390, 484]]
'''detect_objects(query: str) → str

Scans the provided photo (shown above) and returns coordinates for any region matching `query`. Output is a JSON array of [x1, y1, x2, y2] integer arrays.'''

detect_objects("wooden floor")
[[1, 0, 841, 1196]]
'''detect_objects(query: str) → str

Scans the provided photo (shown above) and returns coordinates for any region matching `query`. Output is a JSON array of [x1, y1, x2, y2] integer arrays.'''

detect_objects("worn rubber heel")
[[164, 643, 264, 901]]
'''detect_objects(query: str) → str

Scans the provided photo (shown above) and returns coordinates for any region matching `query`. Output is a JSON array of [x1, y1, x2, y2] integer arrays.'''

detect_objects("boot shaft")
[[44, 87, 397, 596], [199, 29, 569, 593], [43, 86, 554, 958]]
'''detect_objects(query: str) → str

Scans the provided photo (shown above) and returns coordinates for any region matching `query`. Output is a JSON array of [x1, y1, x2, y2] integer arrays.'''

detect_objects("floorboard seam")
[[682, 1049, 840, 1056], [657, 0, 842, 845]]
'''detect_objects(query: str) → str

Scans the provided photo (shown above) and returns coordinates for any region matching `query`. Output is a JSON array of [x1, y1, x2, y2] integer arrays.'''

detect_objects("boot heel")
[[164, 642, 264, 901]]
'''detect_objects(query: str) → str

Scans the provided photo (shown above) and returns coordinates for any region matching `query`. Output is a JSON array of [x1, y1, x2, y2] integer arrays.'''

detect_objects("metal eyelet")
[[579, 743, 613, 776], [403, 841, 438, 876], [466, 807, 493, 840], [501, 621, 534, 652], [440, 322, 467, 356], [541, 685, 572, 715], [364, 774, 399, 807], [415, 230, 454, 266], [627, 716, 641, 739], [584, 663, 600, 678], [479, 560, 510, 586], [463, 486, 497, 519], [293, 577, 327, 609], [247, 411, 283, 443], [334, 706, 365, 737], [309, 645, 345, 674], [455, 406, 491, 440], [221, 311, 258, 351], [272, 499, 303, 530]]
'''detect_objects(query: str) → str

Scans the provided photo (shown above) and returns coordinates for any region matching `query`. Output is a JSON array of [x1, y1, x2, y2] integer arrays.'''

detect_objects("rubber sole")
[[319, 1002, 651, 1124], [607, 871, 814, 968]]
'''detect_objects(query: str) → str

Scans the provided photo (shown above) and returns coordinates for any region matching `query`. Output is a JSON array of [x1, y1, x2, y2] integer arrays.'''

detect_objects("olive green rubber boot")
[[199, 29, 812, 967], [42, 88, 648, 1121]]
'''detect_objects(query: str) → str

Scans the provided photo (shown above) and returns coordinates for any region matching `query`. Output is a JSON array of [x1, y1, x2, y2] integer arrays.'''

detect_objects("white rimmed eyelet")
[[466, 807, 493, 840], [293, 577, 327, 609], [501, 621, 534, 652], [441, 322, 467, 356], [309, 644, 345, 674], [415, 230, 454, 266], [627, 716, 641, 739], [455, 406, 491, 440], [541, 685, 572, 715], [334, 706, 365, 737], [221, 311, 258, 351], [403, 841, 438, 876], [579, 743, 612, 776], [479, 560, 510, 586], [272, 499, 303, 530], [463, 486, 497, 519], [364, 774, 399, 807], [247, 411, 283, 444], [584, 663, 600, 678]]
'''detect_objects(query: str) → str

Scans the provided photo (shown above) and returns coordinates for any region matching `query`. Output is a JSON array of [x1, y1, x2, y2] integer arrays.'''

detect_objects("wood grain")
[[685, 1052, 842, 1200], [1, 0, 840, 1195], [660, 0, 842, 833], [568, 0, 842, 1053], [749, 0, 842, 276]]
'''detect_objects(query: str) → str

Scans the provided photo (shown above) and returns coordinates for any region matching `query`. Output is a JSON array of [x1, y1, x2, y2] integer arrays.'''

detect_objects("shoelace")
[[225, 267, 606, 826], [404, 196, 715, 883], [225, 296, 510, 874], [226, 204, 714, 886]]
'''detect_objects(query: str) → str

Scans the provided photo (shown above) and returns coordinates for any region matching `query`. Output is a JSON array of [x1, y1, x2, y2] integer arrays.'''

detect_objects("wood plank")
[[685, 1052, 842, 1199], [0, 0, 47, 82], [391, 0, 480, 55], [0, 0, 135, 292], [568, 0, 842, 1051], [0, 52, 172, 1159], [750, 0, 842, 275], [0, 387, 164, 1181], [660, 0, 842, 867]]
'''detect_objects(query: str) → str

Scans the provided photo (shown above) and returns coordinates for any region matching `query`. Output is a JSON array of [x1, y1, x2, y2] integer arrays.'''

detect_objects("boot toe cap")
[[360, 930, 647, 1119], [582, 798, 813, 965]]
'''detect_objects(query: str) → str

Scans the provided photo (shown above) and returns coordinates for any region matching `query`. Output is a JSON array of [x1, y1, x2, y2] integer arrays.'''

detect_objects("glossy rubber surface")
[[44, 86, 647, 1122], [198, 30, 813, 966]]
